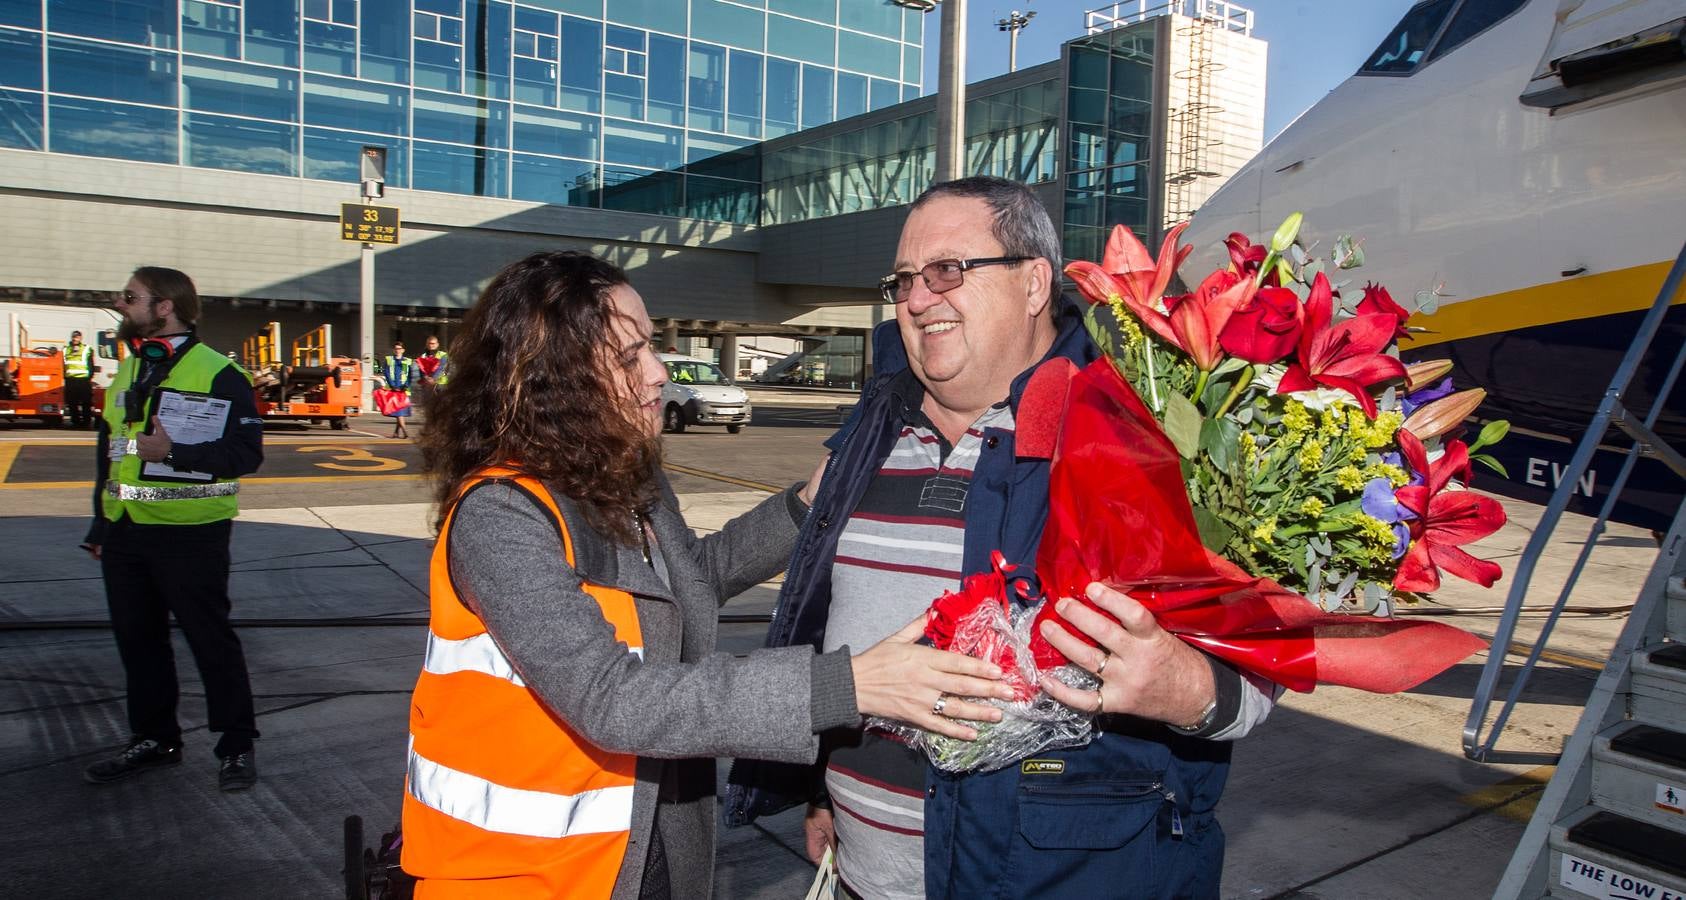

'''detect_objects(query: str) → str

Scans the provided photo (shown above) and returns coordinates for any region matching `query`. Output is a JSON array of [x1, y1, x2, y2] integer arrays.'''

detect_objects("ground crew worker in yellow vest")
[[62, 329, 97, 428], [80, 266, 265, 792], [413, 334, 449, 420]]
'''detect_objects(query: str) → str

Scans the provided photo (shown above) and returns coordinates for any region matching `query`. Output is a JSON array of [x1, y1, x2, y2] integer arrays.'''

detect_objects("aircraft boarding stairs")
[[1475, 242, 1686, 899]]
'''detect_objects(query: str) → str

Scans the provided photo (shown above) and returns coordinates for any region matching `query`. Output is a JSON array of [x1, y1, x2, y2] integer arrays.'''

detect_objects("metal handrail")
[[1084, 0, 1255, 36], [1463, 240, 1686, 761]]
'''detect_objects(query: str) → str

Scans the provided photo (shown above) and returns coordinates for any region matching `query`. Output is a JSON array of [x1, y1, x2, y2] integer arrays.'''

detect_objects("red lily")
[[1223, 232, 1267, 278], [1065, 221, 1193, 320], [1392, 430, 1506, 592], [1276, 273, 1407, 416], [1160, 269, 1259, 371]]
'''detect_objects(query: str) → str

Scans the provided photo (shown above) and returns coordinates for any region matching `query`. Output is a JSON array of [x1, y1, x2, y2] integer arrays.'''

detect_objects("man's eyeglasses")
[[878, 256, 1032, 304]]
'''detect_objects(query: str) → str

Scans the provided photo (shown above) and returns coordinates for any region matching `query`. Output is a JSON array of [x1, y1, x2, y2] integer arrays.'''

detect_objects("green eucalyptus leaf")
[[1271, 212, 1304, 252], [1163, 392, 1203, 459], [1213, 356, 1250, 378], [1334, 235, 1364, 269], [1468, 419, 1511, 453], [1303, 258, 1326, 284], [1415, 289, 1441, 315]]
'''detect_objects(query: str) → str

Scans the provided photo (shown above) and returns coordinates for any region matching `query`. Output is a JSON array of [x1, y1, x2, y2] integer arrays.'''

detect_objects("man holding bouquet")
[[727, 177, 1280, 898]]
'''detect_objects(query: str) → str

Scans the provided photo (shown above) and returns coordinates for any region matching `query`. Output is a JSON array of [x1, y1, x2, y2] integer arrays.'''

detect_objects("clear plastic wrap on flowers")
[[867, 588, 1097, 774]]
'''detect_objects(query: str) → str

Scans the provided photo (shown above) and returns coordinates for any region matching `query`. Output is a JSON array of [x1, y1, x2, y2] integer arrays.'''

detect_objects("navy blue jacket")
[[725, 299, 1230, 899]]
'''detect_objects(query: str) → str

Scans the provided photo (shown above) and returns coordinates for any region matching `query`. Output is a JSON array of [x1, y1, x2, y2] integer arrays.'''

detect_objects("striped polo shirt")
[[822, 400, 1014, 900]]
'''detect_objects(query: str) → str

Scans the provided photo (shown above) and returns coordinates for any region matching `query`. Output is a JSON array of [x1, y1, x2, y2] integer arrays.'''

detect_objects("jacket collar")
[[555, 478, 680, 602]]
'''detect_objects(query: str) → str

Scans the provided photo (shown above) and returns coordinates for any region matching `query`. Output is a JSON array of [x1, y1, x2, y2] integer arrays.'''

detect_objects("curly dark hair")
[[421, 251, 660, 544]]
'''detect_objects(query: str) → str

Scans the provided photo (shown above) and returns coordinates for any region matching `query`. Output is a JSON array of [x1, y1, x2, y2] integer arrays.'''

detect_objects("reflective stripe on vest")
[[407, 741, 635, 839], [402, 468, 643, 892], [64, 344, 92, 378], [101, 343, 250, 526]]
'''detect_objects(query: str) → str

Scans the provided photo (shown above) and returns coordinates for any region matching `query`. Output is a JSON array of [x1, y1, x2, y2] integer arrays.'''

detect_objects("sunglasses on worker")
[[878, 256, 1032, 304]]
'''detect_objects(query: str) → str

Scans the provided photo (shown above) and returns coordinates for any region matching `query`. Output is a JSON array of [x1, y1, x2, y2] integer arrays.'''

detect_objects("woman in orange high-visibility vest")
[[404, 251, 1016, 899]]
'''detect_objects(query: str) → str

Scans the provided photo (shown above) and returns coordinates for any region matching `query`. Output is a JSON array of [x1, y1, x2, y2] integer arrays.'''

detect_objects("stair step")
[[1549, 809, 1686, 899], [1592, 723, 1686, 829], [1633, 644, 1686, 733]]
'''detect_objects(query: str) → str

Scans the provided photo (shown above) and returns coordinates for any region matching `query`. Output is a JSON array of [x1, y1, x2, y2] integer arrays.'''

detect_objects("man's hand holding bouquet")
[[871, 215, 1505, 772]]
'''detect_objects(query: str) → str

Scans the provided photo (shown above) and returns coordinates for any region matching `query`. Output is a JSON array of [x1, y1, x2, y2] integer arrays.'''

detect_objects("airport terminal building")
[[0, 0, 1264, 383]]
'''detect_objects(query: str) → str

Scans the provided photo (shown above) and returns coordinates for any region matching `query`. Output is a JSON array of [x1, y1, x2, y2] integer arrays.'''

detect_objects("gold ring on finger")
[[1095, 651, 1112, 678], [1091, 690, 1105, 716]]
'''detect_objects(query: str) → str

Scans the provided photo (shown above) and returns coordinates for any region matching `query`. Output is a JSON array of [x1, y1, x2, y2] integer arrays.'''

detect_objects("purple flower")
[[1402, 376, 1454, 417], [1362, 477, 1414, 560]]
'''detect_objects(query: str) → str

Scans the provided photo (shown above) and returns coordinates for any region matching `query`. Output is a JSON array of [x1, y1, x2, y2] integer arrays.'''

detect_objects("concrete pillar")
[[660, 322, 679, 353], [720, 333, 739, 381]]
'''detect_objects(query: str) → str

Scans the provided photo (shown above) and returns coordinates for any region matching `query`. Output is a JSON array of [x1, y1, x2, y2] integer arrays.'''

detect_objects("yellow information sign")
[[340, 203, 400, 244]]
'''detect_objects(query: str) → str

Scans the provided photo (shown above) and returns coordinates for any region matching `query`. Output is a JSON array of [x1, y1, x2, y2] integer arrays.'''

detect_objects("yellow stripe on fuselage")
[[1400, 261, 1681, 350]]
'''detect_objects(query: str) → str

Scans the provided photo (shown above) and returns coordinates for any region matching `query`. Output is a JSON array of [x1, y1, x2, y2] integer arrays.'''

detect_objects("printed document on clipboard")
[[140, 389, 229, 483]]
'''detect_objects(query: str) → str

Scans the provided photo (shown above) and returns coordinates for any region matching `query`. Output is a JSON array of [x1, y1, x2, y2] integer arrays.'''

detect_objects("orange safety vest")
[[402, 467, 645, 899]]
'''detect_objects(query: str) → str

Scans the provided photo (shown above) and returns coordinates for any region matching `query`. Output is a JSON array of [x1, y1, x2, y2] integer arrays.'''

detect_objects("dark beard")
[[116, 319, 146, 342]]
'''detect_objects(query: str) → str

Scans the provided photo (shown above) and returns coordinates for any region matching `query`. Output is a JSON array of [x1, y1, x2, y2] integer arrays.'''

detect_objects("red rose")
[[1218, 285, 1305, 364], [1357, 282, 1411, 339]]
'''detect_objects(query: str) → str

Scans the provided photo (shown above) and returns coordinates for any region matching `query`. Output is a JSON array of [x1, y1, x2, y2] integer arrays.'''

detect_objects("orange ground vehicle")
[[242, 322, 362, 429], [0, 350, 69, 425]]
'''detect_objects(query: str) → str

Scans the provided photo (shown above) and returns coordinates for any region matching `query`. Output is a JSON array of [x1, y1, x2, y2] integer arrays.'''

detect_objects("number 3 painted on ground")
[[296, 445, 406, 472]]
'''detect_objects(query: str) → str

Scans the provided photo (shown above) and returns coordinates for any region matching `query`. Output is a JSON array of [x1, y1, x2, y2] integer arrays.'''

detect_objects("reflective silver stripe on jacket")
[[105, 481, 241, 501], [108, 439, 137, 460], [423, 631, 641, 690], [406, 740, 634, 838]]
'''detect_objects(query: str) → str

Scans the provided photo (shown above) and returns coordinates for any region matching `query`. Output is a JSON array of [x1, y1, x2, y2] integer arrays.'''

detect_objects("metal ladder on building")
[[1164, 4, 1224, 227], [1469, 240, 1686, 898]]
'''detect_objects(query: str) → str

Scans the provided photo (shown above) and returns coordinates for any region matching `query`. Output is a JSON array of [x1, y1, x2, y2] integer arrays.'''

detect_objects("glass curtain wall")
[[1061, 21, 1157, 265], [0, 0, 923, 224], [760, 76, 1059, 226]]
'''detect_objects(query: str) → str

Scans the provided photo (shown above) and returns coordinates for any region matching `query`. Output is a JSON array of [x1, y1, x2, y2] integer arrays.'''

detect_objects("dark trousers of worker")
[[101, 516, 258, 758], [64, 376, 93, 426]]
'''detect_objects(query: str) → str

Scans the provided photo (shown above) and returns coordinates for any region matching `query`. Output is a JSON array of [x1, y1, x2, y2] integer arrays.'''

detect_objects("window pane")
[[869, 77, 896, 112], [560, 15, 601, 112], [602, 118, 681, 169], [413, 139, 508, 196], [182, 57, 299, 122], [183, 112, 298, 176], [246, 0, 301, 67], [903, 6, 921, 42], [513, 57, 557, 106], [465, 0, 512, 100], [512, 103, 597, 157], [835, 71, 864, 120], [521, 0, 599, 15], [726, 50, 760, 137], [903, 45, 919, 83], [768, 0, 829, 24], [605, 24, 643, 52], [800, 63, 830, 128], [0, 27, 40, 90], [414, 90, 510, 147], [604, 0, 683, 32], [1361, 0, 1455, 74], [49, 95, 176, 162], [415, 35, 463, 92], [764, 56, 797, 134], [685, 132, 755, 177], [415, 0, 461, 14], [183, 1, 241, 59], [687, 42, 724, 131], [768, 14, 832, 66], [647, 32, 684, 126], [602, 165, 680, 214], [304, 74, 408, 135], [685, 173, 756, 223], [0, 0, 40, 28], [332, 0, 356, 26], [1430, 0, 1528, 62], [0, 87, 41, 149], [515, 7, 557, 34], [304, 129, 409, 186], [357, 2, 409, 83], [837, 30, 898, 79], [512, 153, 599, 205], [304, 19, 358, 76], [692, 0, 762, 52], [603, 72, 643, 119], [48, 0, 175, 48], [839, 1, 898, 37], [49, 37, 176, 106]]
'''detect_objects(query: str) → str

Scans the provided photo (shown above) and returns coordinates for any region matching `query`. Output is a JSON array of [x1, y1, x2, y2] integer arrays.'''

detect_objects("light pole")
[[996, 9, 1035, 73], [935, 0, 965, 182], [358, 147, 385, 414]]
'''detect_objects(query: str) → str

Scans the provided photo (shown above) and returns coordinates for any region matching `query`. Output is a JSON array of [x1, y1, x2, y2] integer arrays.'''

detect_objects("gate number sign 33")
[[297, 445, 405, 472]]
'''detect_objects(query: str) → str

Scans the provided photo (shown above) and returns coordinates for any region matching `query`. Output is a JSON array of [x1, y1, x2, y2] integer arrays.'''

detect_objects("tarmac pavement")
[[0, 398, 1663, 898]]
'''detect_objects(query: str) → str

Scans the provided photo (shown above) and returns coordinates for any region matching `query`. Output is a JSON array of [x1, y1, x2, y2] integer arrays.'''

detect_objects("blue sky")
[[918, 0, 1419, 141]]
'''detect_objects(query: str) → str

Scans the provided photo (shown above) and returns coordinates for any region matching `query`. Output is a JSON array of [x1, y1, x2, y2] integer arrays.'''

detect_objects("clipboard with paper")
[[139, 388, 231, 483]]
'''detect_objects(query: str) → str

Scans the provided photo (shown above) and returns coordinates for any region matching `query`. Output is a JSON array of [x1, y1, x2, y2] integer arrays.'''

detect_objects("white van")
[[2, 303, 122, 388], [658, 354, 751, 434]]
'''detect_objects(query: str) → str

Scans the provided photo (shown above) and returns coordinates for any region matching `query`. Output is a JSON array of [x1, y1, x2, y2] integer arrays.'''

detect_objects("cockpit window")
[[1427, 0, 1528, 62], [1359, 0, 1457, 75]]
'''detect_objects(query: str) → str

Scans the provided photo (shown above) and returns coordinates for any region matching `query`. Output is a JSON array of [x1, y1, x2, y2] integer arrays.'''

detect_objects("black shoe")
[[83, 738, 182, 784], [218, 751, 257, 792]]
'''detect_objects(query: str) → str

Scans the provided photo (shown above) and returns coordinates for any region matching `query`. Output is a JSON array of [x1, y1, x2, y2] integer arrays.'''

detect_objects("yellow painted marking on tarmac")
[[660, 461, 782, 494], [1401, 261, 1680, 349], [1459, 765, 1554, 824], [296, 445, 407, 472], [1507, 641, 1606, 673], [0, 442, 19, 483]]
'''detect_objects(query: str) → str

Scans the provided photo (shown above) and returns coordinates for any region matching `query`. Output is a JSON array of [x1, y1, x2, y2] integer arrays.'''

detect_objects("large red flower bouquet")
[[873, 216, 1502, 773]]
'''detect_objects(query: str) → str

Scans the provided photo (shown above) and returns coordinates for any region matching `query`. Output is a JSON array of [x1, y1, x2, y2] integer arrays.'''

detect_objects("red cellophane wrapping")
[[1026, 358, 1487, 694]]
